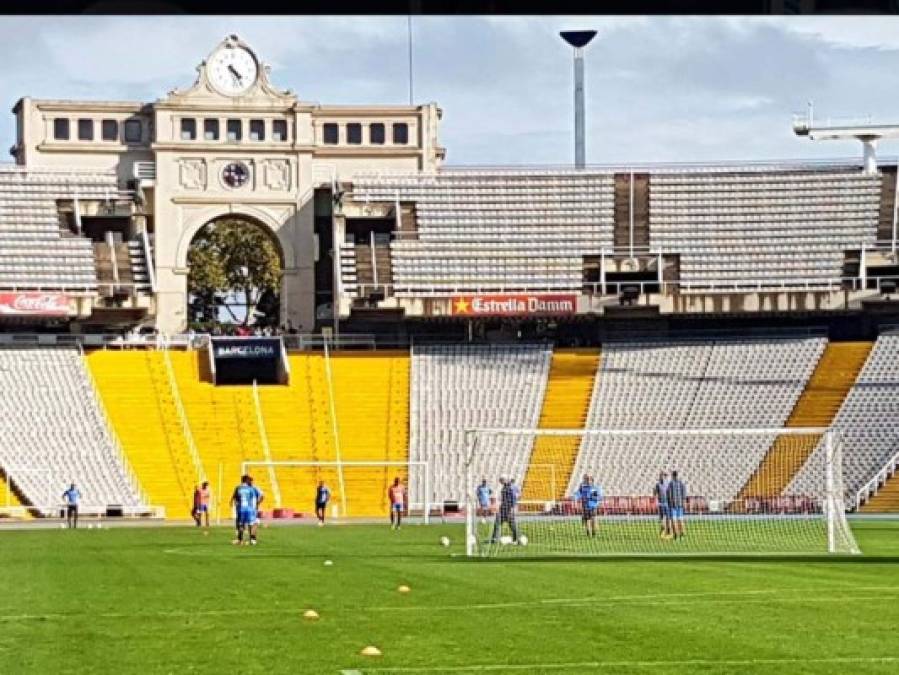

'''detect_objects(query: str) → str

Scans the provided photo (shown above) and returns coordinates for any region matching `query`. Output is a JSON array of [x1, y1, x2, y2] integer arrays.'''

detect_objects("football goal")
[[240, 460, 432, 522], [463, 428, 860, 557]]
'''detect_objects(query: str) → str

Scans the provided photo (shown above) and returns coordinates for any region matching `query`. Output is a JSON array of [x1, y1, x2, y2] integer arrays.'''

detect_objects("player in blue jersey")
[[61, 483, 81, 529], [654, 471, 672, 539], [230, 475, 265, 546], [475, 479, 493, 524], [574, 474, 602, 537], [667, 471, 687, 540], [315, 481, 331, 527]]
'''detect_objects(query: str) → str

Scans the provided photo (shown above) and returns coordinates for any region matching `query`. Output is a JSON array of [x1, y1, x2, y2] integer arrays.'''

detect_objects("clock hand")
[[227, 64, 243, 82]]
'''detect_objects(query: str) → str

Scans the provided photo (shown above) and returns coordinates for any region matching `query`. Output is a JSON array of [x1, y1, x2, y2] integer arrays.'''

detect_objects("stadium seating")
[[0, 346, 145, 513], [788, 333, 899, 501], [738, 341, 872, 499], [168, 350, 275, 512], [569, 337, 826, 501], [86, 350, 199, 518], [409, 343, 552, 505], [351, 172, 615, 294], [231, 352, 410, 517], [649, 170, 881, 289], [522, 348, 600, 502], [0, 167, 125, 290]]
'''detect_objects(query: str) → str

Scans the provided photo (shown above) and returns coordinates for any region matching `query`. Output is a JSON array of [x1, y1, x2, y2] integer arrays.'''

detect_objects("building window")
[[272, 120, 288, 142], [53, 118, 70, 140], [77, 119, 94, 141], [249, 119, 265, 141], [347, 123, 362, 145], [123, 119, 142, 143], [180, 118, 196, 141], [393, 123, 409, 144], [101, 119, 118, 142], [227, 119, 242, 141], [323, 123, 339, 144], [370, 123, 385, 145], [204, 119, 219, 141]]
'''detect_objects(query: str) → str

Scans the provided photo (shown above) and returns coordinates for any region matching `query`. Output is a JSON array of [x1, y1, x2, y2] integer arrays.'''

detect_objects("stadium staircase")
[[168, 351, 274, 512], [522, 349, 601, 502], [736, 341, 873, 499], [86, 350, 198, 518], [0, 468, 26, 512], [860, 474, 899, 512]]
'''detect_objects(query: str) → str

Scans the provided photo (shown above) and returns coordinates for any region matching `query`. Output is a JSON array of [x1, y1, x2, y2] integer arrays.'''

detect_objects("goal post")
[[463, 427, 860, 557], [240, 460, 431, 523]]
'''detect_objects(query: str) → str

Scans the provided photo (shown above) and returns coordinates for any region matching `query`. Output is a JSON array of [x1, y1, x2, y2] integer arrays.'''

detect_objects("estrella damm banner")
[[450, 294, 577, 317]]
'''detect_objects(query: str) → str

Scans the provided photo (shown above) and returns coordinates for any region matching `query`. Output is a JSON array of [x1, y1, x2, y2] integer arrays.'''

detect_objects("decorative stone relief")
[[263, 159, 291, 191], [179, 159, 207, 190]]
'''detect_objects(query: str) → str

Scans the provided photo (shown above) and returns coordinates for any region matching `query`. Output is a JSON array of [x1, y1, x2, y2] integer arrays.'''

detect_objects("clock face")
[[208, 46, 258, 96], [222, 162, 250, 188]]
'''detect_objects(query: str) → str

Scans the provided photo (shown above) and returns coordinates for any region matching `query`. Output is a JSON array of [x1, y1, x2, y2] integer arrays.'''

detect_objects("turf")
[[3, 520, 899, 674]]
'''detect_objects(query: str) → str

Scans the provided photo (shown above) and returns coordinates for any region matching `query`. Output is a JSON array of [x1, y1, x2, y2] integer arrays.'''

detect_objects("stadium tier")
[[0, 167, 126, 290], [648, 169, 881, 288], [3, 334, 899, 518], [0, 346, 146, 514], [350, 171, 616, 294]]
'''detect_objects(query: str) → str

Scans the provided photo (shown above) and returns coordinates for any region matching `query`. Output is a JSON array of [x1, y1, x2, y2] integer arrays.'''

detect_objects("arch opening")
[[186, 215, 284, 332]]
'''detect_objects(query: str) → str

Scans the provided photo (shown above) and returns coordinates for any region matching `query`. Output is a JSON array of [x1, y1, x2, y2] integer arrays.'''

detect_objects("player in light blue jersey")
[[573, 474, 602, 538], [230, 475, 265, 546], [475, 479, 493, 524]]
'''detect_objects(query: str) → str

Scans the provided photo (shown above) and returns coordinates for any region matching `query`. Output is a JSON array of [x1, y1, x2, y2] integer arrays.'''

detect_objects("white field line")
[[2, 587, 899, 623], [342, 656, 899, 674]]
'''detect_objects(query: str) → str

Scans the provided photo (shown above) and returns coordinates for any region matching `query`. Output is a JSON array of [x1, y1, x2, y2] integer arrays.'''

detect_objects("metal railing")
[[160, 336, 205, 485], [141, 229, 157, 293], [342, 275, 899, 300], [251, 379, 281, 508], [855, 447, 899, 511]]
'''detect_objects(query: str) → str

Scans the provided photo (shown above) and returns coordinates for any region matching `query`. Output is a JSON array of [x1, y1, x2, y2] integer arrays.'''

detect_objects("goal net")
[[464, 428, 859, 557], [241, 460, 431, 522]]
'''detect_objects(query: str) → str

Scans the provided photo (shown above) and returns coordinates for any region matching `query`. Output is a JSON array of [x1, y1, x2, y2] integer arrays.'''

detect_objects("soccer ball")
[[439, 536, 450, 547], [499, 535, 513, 545], [324, 560, 334, 566], [519, 535, 528, 546]]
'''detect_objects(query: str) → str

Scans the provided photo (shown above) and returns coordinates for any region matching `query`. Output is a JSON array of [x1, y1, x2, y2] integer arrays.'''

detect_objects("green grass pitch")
[[3, 520, 899, 674]]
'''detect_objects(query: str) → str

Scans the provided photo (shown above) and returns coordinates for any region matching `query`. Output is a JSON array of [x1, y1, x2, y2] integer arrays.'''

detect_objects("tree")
[[187, 219, 282, 326]]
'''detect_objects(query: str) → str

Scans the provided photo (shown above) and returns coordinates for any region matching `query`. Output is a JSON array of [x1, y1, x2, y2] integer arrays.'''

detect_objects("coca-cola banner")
[[451, 294, 577, 317], [0, 292, 72, 316]]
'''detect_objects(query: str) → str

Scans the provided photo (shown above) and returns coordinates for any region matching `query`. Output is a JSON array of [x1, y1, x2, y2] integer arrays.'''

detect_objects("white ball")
[[499, 535, 513, 545], [439, 536, 450, 547], [324, 560, 333, 566], [59, 523, 65, 529], [87, 524, 94, 530], [519, 535, 529, 546], [467, 534, 477, 547]]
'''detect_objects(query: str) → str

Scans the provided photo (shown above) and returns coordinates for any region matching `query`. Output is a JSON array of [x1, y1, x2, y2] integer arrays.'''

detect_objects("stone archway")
[[185, 213, 286, 329]]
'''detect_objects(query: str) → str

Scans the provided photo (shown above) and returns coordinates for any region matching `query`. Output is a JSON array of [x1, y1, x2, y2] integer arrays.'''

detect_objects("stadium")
[[3, 27, 899, 674]]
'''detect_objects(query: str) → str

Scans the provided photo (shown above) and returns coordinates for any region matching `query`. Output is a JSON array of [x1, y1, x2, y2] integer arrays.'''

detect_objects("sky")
[[2, 16, 899, 166]]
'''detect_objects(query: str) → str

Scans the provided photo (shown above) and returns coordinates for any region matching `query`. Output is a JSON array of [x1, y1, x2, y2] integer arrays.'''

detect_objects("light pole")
[[560, 30, 597, 169]]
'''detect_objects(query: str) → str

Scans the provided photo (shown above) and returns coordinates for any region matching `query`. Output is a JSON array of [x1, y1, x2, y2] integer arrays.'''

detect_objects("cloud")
[[0, 16, 898, 166]]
